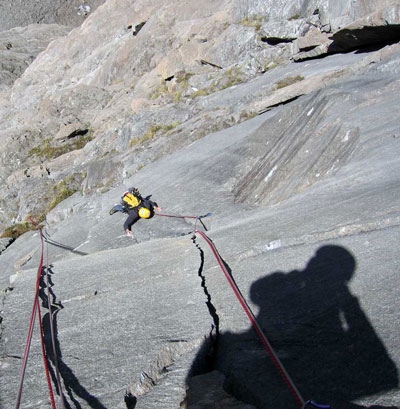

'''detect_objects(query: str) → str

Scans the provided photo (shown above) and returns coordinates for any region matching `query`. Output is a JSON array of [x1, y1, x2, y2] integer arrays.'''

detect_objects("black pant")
[[123, 207, 140, 231]]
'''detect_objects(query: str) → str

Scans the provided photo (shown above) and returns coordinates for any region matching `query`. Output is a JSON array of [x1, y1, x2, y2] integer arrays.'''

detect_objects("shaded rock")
[[184, 371, 256, 409], [0, 237, 13, 253], [54, 122, 90, 142], [294, 3, 400, 60], [329, 4, 400, 52]]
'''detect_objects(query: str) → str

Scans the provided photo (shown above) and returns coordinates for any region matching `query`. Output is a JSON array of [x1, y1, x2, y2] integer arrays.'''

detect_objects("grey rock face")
[[0, 0, 106, 31], [0, 25, 69, 90], [0, 0, 399, 233], [0, 1, 399, 409]]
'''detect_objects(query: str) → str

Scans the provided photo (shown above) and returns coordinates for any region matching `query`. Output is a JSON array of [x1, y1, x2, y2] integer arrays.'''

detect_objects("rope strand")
[[15, 226, 45, 409]]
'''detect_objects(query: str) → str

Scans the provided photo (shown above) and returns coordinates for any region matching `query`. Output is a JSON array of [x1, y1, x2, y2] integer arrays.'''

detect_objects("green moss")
[[240, 110, 258, 120], [172, 91, 183, 103], [151, 72, 195, 102], [221, 66, 244, 89], [175, 71, 193, 84]]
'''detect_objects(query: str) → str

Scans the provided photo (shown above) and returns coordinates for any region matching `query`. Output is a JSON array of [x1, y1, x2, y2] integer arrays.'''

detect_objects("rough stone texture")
[[0, 24, 71, 92], [0, 1, 400, 409], [1, 0, 400, 230], [0, 0, 106, 31]]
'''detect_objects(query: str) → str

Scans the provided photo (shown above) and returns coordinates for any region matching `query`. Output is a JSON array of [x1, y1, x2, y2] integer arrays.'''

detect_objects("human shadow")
[[189, 245, 399, 409], [38, 266, 108, 409]]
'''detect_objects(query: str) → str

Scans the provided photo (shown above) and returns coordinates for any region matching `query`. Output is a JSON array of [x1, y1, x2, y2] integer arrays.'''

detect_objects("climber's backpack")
[[121, 191, 141, 209]]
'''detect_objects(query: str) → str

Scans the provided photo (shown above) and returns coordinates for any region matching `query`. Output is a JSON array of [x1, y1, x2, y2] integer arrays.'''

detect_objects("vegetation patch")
[[239, 15, 265, 31], [29, 131, 93, 161], [288, 13, 301, 20], [220, 66, 245, 89], [1, 173, 85, 240], [189, 66, 246, 99], [129, 122, 180, 147], [48, 178, 76, 211], [1, 218, 40, 240], [190, 88, 212, 98], [150, 81, 169, 100], [240, 110, 258, 120], [274, 75, 304, 89]]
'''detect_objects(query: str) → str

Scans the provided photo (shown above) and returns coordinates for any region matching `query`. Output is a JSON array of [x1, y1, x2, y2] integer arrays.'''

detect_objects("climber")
[[109, 187, 161, 237]]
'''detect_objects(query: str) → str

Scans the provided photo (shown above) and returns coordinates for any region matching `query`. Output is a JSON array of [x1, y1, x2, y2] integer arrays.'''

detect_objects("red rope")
[[194, 230, 305, 409], [15, 225, 57, 409], [14, 227, 44, 408]]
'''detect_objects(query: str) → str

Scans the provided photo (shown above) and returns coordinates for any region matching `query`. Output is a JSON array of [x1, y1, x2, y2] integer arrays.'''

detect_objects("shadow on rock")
[[39, 266, 108, 409], [188, 245, 398, 409]]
